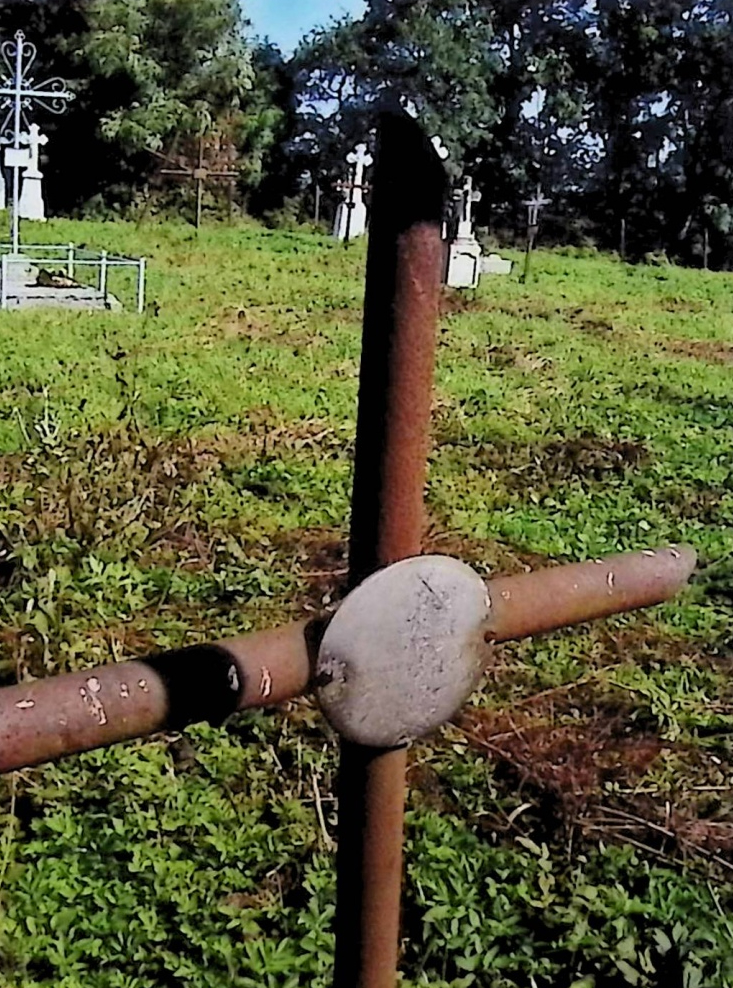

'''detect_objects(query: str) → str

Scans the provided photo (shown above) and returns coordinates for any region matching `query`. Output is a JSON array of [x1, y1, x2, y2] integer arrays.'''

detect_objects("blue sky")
[[247, 0, 366, 53]]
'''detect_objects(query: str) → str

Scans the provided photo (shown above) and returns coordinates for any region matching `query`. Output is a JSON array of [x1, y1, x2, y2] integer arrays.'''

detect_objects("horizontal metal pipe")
[[0, 620, 321, 774], [0, 546, 696, 775], [486, 545, 696, 643]]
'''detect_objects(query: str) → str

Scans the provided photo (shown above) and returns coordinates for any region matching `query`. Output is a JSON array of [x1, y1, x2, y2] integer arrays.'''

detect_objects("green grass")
[[1, 220, 733, 986]]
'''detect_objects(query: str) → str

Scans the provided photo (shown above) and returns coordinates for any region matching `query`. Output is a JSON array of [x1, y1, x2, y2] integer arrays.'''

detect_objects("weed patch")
[[1, 226, 733, 985]]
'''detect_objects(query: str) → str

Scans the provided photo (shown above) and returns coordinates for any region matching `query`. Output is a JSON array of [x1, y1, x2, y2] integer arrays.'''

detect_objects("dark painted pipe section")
[[0, 621, 320, 774], [334, 108, 449, 988]]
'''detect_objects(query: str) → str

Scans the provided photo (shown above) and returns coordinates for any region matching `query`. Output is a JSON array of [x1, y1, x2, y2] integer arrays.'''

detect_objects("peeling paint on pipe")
[[0, 620, 321, 773], [486, 545, 697, 644]]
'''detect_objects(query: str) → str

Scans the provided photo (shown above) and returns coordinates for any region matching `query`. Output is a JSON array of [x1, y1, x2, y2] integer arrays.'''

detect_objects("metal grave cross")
[[523, 184, 552, 232], [0, 31, 74, 253], [0, 113, 697, 988], [522, 184, 552, 282], [156, 132, 240, 229]]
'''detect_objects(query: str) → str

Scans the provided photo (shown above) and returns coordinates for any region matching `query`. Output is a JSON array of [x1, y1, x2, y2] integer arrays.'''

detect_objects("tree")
[[293, 0, 596, 229], [240, 43, 302, 216], [672, 0, 733, 265], [0, 0, 258, 213], [293, 1, 504, 187], [76, 0, 253, 153], [470, 0, 594, 227]]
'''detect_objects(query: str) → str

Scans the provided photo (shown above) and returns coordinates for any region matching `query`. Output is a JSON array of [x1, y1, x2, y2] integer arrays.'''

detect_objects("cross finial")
[[347, 143, 373, 183]]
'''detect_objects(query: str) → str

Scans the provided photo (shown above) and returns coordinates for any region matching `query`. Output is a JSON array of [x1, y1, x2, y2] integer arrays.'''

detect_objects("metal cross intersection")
[[523, 183, 552, 231], [0, 112, 696, 988]]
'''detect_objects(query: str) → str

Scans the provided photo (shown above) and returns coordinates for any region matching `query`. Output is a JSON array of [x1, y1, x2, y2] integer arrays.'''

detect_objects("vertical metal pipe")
[[195, 133, 205, 230], [11, 34, 23, 255], [1, 252, 7, 310], [343, 170, 355, 247], [98, 249, 108, 297], [334, 108, 447, 988], [137, 258, 146, 314]]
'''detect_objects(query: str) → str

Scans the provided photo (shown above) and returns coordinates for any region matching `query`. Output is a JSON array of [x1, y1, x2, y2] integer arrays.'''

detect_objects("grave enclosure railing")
[[0, 111, 697, 988], [0, 242, 147, 312]]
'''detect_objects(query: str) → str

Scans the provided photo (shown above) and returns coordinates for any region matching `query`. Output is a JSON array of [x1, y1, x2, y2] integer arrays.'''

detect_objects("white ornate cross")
[[0, 31, 74, 251]]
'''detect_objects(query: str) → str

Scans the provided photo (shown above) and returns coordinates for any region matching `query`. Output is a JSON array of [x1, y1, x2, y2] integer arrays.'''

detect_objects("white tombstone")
[[333, 143, 373, 241], [4, 146, 31, 238], [18, 125, 48, 222], [446, 176, 483, 289], [481, 253, 513, 275]]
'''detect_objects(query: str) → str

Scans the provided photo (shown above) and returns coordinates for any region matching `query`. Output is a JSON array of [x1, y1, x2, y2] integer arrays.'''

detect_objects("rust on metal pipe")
[[347, 111, 447, 589], [334, 107, 448, 988], [486, 545, 697, 644], [0, 546, 697, 777], [0, 620, 320, 774]]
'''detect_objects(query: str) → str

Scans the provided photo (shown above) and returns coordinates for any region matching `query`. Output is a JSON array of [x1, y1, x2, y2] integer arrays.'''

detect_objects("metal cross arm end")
[[315, 545, 696, 747], [0, 545, 695, 772], [485, 544, 696, 644]]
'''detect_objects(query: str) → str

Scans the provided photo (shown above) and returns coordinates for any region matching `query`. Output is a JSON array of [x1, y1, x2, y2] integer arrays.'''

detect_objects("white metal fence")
[[0, 243, 146, 312]]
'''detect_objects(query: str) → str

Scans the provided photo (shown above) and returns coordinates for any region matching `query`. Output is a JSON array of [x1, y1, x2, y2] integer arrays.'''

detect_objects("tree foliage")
[[291, 0, 733, 265], [0, 0, 284, 213], [77, 0, 253, 152], [5, 0, 733, 261]]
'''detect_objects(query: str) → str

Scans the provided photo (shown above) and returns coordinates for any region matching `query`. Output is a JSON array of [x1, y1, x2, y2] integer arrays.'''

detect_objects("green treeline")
[[4, 1, 733, 265]]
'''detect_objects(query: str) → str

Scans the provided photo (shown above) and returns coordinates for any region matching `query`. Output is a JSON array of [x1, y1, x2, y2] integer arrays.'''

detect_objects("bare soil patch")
[[444, 433, 650, 489], [657, 336, 733, 365]]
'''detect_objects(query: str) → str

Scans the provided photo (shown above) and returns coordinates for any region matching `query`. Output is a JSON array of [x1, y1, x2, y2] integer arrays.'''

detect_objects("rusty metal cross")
[[523, 184, 552, 229], [155, 132, 239, 229], [0, 111, 695, 988], [522, 184, 552, 283]]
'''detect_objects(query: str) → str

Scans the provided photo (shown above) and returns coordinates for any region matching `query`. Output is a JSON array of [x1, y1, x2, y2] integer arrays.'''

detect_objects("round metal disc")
[[316, 555, 492, 747]]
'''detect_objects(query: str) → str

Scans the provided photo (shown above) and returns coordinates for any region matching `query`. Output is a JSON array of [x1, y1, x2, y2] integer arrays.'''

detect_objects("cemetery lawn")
[[2, 218, 733, 987]]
